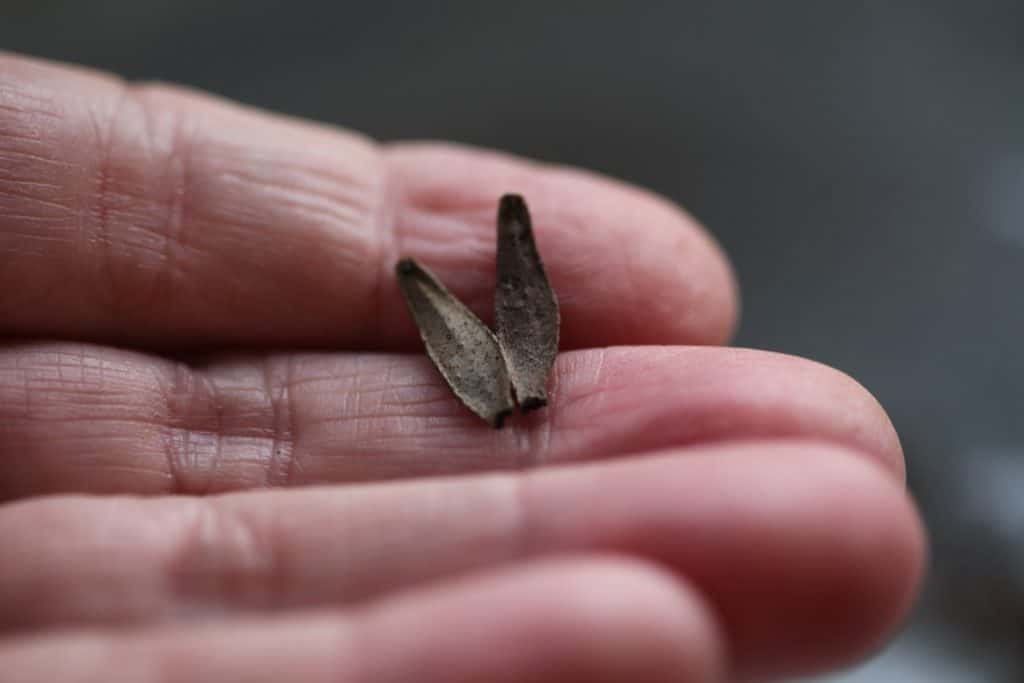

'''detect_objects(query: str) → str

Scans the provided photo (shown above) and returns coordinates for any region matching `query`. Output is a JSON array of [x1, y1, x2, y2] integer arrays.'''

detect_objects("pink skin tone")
[[0, 53, 925, 682]]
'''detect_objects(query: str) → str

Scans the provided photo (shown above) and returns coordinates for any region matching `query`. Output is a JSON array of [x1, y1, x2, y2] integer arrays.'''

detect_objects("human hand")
[[0, 53, 924, 682]]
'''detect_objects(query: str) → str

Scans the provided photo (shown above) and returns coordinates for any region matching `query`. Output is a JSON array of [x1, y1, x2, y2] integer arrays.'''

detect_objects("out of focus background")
[[2, 1, 1021, 680]]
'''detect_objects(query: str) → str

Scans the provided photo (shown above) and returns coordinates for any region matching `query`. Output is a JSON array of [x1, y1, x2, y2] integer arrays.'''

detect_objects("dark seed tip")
[[519, 396, 547, 413], [492, 408, 513, 429], [498, 194, 528, 221], [396, 258, 416, 275]]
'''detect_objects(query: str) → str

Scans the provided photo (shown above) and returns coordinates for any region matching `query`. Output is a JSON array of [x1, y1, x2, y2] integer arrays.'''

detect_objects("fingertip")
[[376, 557, 729, 683], [804, 448, 927, 670], [541, 164, 741, 347], [384, 142, 740, 348], [556, 558, 729, 683], [792, 357, 907, 482], [714, 444, 926, 678], [525, 441, 925, 679]]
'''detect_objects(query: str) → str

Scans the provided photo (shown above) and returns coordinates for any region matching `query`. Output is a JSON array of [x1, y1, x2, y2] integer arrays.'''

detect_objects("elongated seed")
[[494, 194, 560, 411], [395, 258, 515, 428]]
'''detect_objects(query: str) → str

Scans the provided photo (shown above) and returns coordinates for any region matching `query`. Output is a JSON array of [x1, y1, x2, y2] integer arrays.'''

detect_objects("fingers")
[[0, 53, 736, 350], [384, 143, 737, 348], [0, 442, 925, 679], [0, 344, 903, 498], [0, 558, 726, 683]]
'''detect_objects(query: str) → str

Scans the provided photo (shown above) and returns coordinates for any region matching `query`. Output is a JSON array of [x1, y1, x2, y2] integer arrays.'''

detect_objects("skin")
[[0, 53, 926, 681]]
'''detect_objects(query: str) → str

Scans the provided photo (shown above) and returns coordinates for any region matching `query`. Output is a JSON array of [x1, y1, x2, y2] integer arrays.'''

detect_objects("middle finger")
[[0, 342, 903, 499]]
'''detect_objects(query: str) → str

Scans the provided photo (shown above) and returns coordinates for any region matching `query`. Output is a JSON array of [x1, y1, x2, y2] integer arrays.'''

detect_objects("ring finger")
[[0, 442, 923, 678]]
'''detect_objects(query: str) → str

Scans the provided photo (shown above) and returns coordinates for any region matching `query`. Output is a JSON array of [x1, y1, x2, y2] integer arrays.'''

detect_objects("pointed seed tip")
[[519, 396, 547, 413], [499, 193, 527, 215], [396, 258, 416, 274], [492, 408, 513, 429]]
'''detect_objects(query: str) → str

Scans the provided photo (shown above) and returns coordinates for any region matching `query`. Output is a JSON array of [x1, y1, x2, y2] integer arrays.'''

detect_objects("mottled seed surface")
[[494, 194, 560, 411], [395, 258, 515, 428]]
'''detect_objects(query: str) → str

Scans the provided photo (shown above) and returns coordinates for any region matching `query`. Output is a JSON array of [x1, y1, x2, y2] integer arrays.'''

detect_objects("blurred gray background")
[[2, 1, 1021, 680]]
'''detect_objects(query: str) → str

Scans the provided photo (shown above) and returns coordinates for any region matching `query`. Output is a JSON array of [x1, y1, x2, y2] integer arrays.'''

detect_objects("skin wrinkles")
[[0, 53, 922, 682]]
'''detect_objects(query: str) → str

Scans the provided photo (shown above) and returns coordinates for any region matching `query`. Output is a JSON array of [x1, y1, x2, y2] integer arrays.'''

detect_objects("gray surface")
[[3, 1, 1022, 680]]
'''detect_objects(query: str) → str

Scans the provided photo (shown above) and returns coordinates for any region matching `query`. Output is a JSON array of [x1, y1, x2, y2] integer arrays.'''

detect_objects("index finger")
[[0, 53, 737, 350]]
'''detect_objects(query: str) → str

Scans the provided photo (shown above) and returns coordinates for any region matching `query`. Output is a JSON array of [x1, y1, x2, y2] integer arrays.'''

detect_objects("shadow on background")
[[3, 1, 1022, 680]]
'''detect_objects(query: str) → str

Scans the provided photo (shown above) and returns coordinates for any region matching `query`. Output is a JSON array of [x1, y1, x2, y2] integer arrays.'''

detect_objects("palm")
[[0, 54, 923, 682]]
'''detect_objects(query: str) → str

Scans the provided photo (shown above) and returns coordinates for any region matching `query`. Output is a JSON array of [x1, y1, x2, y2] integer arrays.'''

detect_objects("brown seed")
[[395, 258, 514, 428], [494, 194, 560, 411]]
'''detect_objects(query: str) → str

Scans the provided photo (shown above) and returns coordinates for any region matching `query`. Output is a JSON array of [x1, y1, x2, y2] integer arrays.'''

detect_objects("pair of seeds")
[[396, 194, 560, 428]]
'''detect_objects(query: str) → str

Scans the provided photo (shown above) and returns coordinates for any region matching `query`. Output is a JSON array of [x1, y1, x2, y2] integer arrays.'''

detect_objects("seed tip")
[[396, 258, 416, 275], [519, 396, 547, 413], [492, 408, 513, 429], [498, 194, 528, 220]]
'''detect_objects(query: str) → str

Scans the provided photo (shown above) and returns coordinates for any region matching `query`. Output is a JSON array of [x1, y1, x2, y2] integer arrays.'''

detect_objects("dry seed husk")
[[494, 194, 560, 411], [395, 258, 515, 428]]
